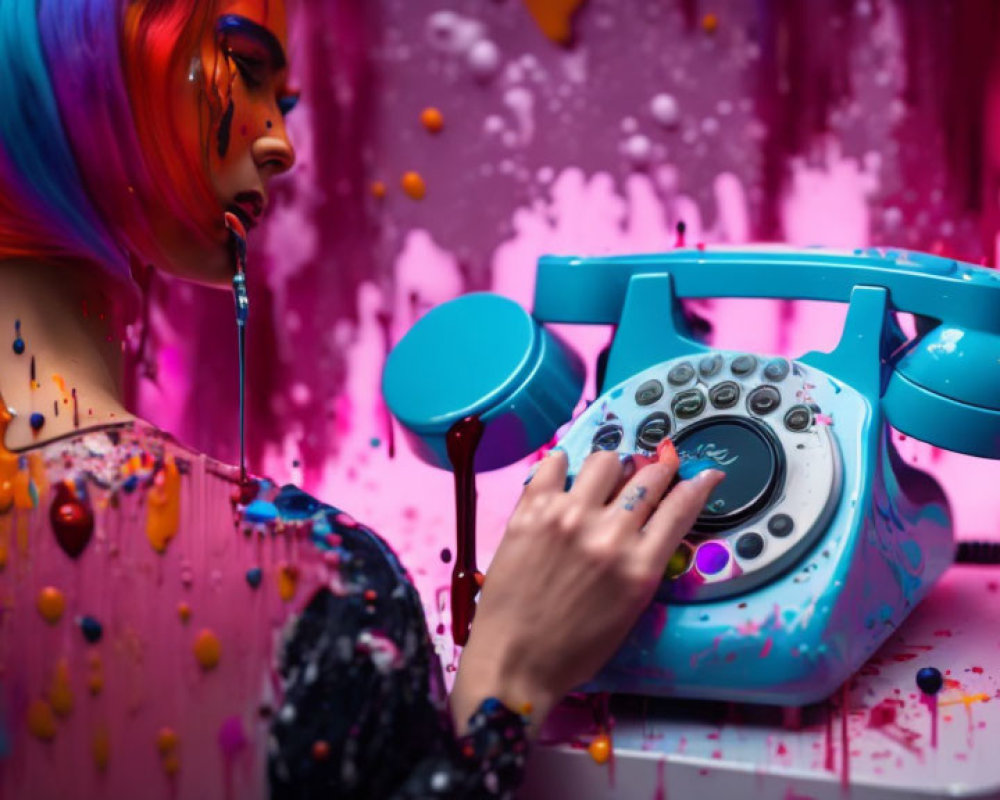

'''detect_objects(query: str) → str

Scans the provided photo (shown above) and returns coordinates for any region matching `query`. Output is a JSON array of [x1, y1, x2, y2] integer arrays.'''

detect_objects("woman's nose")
[[252, 123, 295, 179]]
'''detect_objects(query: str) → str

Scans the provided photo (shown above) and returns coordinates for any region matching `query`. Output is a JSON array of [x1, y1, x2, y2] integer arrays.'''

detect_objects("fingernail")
[[694, 468, 725, 484], [656, 438, 678, 467]]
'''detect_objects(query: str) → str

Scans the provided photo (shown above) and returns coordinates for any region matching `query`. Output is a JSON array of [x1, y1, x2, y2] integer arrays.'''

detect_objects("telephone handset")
[[383, 247, 1000, 704]]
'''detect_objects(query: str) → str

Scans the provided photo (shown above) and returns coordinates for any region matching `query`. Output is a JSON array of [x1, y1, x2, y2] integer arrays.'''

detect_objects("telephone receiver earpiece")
[[382, 293, 585, 472], [885, 324, 1000, 458]]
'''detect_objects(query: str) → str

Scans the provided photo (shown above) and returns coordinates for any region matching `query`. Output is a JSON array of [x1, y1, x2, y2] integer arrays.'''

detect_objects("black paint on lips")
[[227, 203, 255, 233], [233, 190, 265, 228]]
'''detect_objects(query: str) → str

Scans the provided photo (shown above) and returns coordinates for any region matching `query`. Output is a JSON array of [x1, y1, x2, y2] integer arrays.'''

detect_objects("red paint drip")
[[920, 693, 939, 748], [71, 388, 79, 428], [375, 310, 396, 458], [445, 415, 484, 646], [653, 757, 666, 800]]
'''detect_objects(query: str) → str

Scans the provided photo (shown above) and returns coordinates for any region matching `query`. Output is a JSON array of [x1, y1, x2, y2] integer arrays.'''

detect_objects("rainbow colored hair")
[[0, 1, 221, 281]]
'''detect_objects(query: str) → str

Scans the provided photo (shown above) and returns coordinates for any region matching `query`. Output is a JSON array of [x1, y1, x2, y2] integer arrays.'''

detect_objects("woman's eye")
[[228, 52, 266, 88]]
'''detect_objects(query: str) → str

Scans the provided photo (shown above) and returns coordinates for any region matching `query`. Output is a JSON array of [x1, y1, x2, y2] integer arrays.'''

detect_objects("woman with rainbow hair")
[[0, 2, 722, 798]]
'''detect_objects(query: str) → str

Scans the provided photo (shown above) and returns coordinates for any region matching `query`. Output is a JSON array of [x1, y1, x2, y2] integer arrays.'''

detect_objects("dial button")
[[592, 424, 623, 452], [748, 385, 781, 416], [635, 379, 664, 406], [709, 381, 740, 409], [668, 362, 695, 386], [636, 413, 671, 451], [672, 389, 706, 420]]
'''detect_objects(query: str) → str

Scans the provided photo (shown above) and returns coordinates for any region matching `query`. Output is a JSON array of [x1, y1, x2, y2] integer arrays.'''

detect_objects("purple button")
[[695, 541, 731, 576]]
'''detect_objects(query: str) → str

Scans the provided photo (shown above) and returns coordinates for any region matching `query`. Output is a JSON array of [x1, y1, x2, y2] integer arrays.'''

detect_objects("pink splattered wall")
[[135, 0, 1000, 630]]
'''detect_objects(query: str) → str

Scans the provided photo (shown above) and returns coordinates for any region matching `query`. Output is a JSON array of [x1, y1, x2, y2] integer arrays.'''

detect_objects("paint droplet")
[[371, 180, 387, 198], [93, 726, 111, 770], [278, 563, 299, 602], [48, 658, 73, 716], [467, 39, 500, 79], [193, 629, 221, 670], [50, 481, 94, 559], [177, 602, 192, 623], [245, 567, 263, 589], [588, 733, 611, 765], [27, 699, 57, 740], [420, 107, 445, 133], [80, 615, 103, 644], [440, 547, 452, 563], [312, 740, 331, 761], [162, 753, 181, 775], [12, 338, 24, 355], [650, 93, 680, 128], [37, 586, 65, 624], [156, 727, 180, 755], [702, 12, 719, 33], [218, 715, 248, 758], [29, 412, 45, 432], [401, 171, 426, 200], [917, 666, 943, 695]]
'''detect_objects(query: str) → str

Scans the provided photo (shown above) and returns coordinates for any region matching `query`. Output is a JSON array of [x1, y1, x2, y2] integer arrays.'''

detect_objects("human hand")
[[450, 447, 724, 734]]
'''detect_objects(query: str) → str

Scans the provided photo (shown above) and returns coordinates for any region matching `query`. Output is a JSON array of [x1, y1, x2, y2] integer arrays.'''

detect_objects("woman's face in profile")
[[157, 0, 297, 286]]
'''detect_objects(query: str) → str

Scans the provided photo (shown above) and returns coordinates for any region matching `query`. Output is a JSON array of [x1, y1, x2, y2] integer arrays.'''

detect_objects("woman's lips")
[[227, 203, 256, 232], [230, 191, 264, 230]]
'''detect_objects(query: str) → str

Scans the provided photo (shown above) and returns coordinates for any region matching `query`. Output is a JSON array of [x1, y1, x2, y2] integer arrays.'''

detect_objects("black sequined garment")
[[268, 493, 528, 799]]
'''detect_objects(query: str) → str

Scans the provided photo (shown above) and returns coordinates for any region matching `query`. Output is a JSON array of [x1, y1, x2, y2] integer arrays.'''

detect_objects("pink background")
[[135, 0, 1000, 639]]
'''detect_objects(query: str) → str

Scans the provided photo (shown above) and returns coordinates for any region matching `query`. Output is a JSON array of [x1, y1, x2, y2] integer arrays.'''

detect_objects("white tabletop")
[[521, 564, 1000, 799]]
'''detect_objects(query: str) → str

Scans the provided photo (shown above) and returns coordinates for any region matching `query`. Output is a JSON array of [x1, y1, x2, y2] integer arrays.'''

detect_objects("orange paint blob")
[[371, 180, 387, 198], [48, 658, 74, 716], [193, 628, 221, 670], [156, 727, 180, 755], [146, 455, 181, 553], [27, 699, 57, 741], [401, 171, 426, 200], [37, 586, 66, 623], [93, 726, 111, 770], [702, 12, 719, 33], [588, 732, 612, 764], [420, 107, 445, 133], [162, 753, 181, 775], [278, 563, 299, 602], [522, 0, 585, 45], [177, 602, 192, 623]]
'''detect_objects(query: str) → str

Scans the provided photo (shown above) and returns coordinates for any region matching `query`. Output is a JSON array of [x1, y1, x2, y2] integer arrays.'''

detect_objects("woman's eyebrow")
[[216, 14, 287, 70]]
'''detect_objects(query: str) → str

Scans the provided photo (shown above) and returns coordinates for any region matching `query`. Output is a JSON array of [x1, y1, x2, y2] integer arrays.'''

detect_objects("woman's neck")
[[0, 259, 135, 452]]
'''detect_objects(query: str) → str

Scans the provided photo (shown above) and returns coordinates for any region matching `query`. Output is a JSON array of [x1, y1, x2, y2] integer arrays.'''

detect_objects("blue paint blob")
[[678, 458, 718, 481], [916, 666, 943, 695], [12, 338, 24, 355], [440, 548, 452, 564], [274, 485, 321, 520], [29, 412, 44, 431], [80, 616, 103, 644], [369, 437, 381, 448], [244, 499, 278, 523], [122, 475, 139, 494], [245, 567, 263, 589]]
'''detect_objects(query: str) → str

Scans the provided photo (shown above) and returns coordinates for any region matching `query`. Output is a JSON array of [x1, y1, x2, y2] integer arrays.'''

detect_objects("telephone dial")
[[382, 247, 1000, 705]]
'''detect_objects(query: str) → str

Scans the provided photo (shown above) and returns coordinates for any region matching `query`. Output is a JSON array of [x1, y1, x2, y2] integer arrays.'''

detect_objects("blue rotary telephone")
[[382, 247, 1000, 705]]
